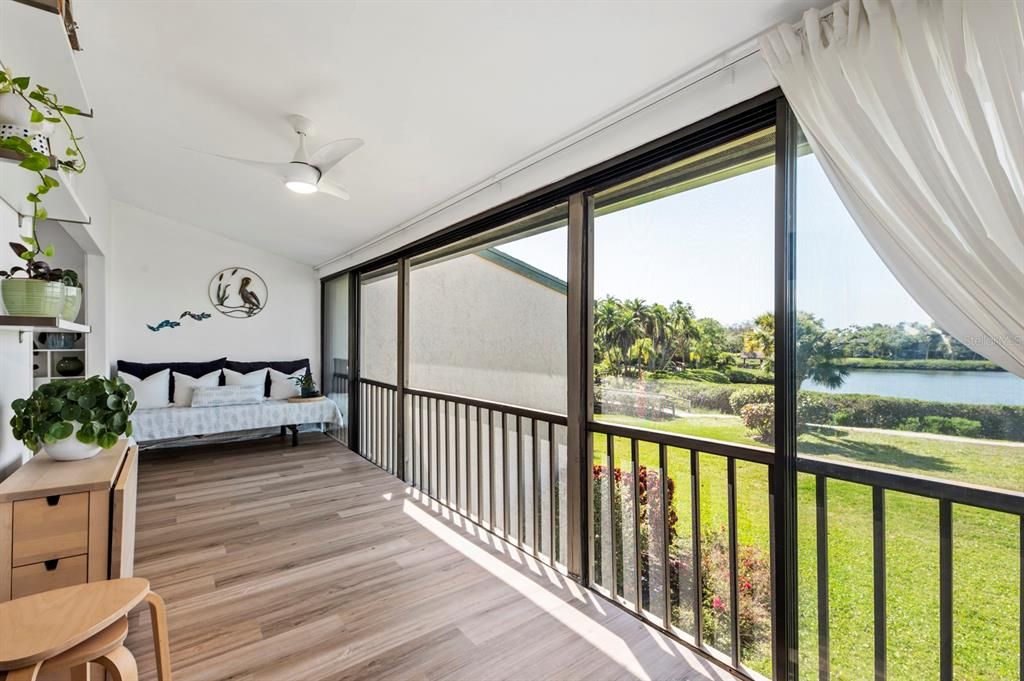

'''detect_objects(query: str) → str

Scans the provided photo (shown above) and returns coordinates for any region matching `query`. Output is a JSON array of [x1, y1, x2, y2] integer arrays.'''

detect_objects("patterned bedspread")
[[132, 399, 344, 442]]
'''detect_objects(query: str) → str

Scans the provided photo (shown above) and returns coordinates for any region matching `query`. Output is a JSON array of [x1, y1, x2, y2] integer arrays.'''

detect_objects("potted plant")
[[290, 372, 319, 398], [10, 376, 136, 461], [0, 67, 87, 317], [59, 268, 83, 320]]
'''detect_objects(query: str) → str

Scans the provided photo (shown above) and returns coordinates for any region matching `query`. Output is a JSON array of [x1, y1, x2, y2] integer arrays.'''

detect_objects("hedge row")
[[666, 382, 1023, 442]]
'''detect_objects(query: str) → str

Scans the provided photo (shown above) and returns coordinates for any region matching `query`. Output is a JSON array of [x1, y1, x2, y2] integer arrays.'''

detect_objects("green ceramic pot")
[[0, 279, 65, 317], [61, 285, 82, 321], [55, 355, 84, 377]]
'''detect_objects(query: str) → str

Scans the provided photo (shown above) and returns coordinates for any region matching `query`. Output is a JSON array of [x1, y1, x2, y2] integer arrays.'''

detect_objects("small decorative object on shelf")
[[55, 355, 83, 377], [210, 267, 267, 318], [0, 67, 89, 316], [41, 331, 81, 349], [10, 375, 137, 461]]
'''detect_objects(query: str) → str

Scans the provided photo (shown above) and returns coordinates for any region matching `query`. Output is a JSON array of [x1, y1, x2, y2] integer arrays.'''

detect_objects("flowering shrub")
[[739, 402, 775, 443], [670, 527, 772, 661]]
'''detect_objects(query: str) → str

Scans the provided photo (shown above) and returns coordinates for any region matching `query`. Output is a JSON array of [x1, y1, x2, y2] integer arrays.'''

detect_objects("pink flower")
[[712, 596, 724, 611]]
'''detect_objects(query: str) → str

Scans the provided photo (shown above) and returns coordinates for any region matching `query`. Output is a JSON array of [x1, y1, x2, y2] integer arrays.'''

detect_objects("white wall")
[[319, 51, 777, 276], [0, 205, 32, 478], [408, 254, 566, 414], [109, 201, 320, 377]]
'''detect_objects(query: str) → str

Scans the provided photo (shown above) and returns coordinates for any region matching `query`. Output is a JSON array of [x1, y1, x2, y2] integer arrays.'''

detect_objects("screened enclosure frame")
[[320, 89, 1023, 681]]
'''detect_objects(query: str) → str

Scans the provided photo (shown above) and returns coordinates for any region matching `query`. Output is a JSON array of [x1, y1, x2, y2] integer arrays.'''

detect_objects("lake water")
[[802, 369, 1024, 406]]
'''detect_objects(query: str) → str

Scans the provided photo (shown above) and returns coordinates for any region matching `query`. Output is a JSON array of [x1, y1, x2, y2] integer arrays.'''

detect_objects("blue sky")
[[497, 154, 931, 329]]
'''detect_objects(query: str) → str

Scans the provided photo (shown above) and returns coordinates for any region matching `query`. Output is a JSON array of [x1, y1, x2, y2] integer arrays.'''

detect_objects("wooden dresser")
[[0, 440, 138, 602]]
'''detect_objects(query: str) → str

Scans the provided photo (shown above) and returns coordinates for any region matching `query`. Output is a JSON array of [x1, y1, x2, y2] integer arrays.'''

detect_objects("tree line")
[[593, 296, 981, 386]]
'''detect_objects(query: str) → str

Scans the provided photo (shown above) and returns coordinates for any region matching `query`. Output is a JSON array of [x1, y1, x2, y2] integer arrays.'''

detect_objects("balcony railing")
[[351, 378, 1024, 681]]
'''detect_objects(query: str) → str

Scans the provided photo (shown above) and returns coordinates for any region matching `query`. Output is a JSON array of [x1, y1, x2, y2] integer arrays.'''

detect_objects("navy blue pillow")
[[117, 358, 227, 403], [224, 359, 310, 397]]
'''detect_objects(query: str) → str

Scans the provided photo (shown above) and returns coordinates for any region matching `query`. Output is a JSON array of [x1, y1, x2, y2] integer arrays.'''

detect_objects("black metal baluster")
[[533, 418, 541, 557], [429, 398, 435, 497], [691, 449, 703, 646], [503, 412, 510, 540], [517, 415, 525, 547], [939, 499, 952, 681], [873, 487, 887, 681], [477, 406, 483, 523], [489, 409, 496, 532], [631, 439, 642, 612], [454, 403, 461, 512], [444, 401, 451, 506], [659, 444, 671, 627], [549, 421, 557, 563], [607, 433, 617, 597], [728, 457, 740, 667], [817, 475, 830, 681]]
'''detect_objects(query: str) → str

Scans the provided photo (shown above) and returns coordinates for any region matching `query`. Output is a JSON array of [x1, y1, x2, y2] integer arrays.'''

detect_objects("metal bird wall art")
[[209, 267, 267, 318]]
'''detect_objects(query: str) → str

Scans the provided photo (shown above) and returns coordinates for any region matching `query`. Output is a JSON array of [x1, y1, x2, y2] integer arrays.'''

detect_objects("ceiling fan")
[[204, 114, 362, 199]]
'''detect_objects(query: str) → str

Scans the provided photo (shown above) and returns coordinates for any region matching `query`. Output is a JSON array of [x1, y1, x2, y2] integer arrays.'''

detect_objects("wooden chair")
[[0, 578, 171, 681]]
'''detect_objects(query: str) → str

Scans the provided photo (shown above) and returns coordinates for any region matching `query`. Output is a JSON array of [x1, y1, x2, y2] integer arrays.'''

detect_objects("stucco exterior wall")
[[407, 252, 567, 414]]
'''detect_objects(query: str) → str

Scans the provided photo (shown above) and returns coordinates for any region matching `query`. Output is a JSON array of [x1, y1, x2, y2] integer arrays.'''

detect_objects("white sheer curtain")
[[759, 0, 1024, 377]]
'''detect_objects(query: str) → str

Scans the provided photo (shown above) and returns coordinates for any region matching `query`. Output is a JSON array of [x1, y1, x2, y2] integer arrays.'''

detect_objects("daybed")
[[115, 357, 344, 448]]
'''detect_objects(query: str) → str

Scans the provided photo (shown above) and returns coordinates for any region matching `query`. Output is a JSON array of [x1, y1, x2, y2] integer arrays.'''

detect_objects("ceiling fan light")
[[285, 180, 318, 194]]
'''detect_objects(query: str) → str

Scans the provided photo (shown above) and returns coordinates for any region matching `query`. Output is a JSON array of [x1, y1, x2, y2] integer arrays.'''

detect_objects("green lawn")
[[592, 413, 1022, 680]]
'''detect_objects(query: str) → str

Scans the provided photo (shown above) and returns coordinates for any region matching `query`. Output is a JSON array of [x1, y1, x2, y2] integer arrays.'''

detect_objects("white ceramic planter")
[[43, 423, 101, 461]]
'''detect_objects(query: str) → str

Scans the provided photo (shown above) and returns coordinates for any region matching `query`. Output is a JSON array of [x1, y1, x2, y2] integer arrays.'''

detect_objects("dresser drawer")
[[11, 554, 88, 599], [12, 493, 90, 567]]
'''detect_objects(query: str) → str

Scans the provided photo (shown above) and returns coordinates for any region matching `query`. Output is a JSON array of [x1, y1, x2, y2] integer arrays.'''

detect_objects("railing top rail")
[[798, 456, 1024, 516], [404, 386, 569, 426], [359, 377, 398, 390], [587, 419, 775, 466]]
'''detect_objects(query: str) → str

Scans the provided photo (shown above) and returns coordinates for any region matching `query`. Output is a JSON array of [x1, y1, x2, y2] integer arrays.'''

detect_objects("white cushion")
[[121, 369, 170, 409], [268, 368, 304, 400], [172, 370, 222, 407], [223, 368, 268, 388], [191, 384, 264, 408]]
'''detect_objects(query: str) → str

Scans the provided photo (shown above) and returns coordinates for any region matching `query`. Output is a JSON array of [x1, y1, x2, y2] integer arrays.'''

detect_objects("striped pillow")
[[191, 384, 264, 408]]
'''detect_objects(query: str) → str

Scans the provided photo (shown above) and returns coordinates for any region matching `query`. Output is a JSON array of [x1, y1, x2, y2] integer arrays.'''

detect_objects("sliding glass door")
[[322, 274, 352, 445]]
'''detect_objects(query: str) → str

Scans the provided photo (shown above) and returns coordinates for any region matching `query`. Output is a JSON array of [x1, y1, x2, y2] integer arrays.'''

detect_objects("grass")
[[592, 412, 1022, 680]]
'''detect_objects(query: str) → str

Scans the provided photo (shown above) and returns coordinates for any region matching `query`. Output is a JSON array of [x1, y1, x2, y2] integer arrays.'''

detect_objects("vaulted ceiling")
[[74, 0, 819, 265]]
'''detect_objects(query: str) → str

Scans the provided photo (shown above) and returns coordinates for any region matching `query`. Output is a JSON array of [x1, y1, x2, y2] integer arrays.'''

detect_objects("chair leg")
[[95, 646, 138, 681], [70, 664, 91, 681], [145, 590, 173, 681], [5, 663, 42, 681]]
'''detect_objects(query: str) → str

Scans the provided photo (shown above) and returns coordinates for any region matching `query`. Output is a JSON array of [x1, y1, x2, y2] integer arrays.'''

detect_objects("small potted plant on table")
[[10, 376, 137, 461]]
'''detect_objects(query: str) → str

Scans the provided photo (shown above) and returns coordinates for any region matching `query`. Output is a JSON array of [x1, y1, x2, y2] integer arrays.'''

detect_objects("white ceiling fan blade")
[[197, 151, 293, 179], [309, 138, 363, 174], [318, 179, 351, 200]]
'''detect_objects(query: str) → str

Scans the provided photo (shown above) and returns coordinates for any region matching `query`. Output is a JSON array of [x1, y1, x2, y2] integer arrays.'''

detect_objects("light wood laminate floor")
[[125, 434, 735, 681]]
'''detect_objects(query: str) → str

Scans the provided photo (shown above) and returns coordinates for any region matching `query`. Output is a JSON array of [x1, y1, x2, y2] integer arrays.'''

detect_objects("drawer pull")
[[44, 559, 59, 571], [46, 495, 61, 506]]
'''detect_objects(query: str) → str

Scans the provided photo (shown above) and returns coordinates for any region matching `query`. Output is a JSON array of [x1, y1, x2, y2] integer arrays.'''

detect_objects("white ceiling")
[[73, 0, 818, 266]]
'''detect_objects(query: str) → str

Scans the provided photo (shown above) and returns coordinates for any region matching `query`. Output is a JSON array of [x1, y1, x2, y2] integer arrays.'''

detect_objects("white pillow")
[[120, 369, 170, 410], [172, 369, 222, 407], [268, 368, 304, 400], [223, 368, 268, 389], [191, 384, 264, 408]]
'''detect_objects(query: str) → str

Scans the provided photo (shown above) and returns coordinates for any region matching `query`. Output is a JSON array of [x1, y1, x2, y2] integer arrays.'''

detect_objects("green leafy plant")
[[0, 66, 87, 281], [290, 372, 317, 394], [10, 376, 136, 453]]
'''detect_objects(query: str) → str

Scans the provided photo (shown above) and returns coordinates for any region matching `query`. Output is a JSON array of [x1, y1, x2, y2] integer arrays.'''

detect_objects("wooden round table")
[[0, 578, 171, 681]]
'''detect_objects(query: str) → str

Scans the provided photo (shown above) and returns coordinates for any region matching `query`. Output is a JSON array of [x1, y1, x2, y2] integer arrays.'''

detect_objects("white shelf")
[[0, 161, 90, 224], [0, 1, 91, 112], [0, 316, 90, 332], [0, 0, 92, 223]]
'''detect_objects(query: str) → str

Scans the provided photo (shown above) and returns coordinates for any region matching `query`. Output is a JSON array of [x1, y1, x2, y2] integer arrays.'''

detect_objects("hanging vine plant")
[[0, 65, 89, 315]]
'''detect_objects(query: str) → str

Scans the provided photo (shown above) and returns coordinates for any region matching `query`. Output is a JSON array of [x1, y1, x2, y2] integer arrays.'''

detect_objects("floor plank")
[[125, 434, 734, 681]]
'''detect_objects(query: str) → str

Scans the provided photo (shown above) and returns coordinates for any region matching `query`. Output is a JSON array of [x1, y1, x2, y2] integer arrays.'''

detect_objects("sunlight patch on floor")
[[402, 498, 652, 681]]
